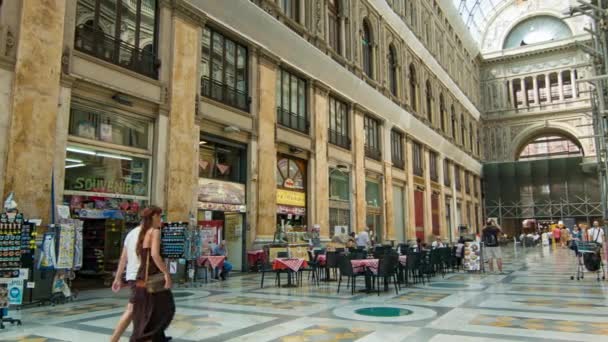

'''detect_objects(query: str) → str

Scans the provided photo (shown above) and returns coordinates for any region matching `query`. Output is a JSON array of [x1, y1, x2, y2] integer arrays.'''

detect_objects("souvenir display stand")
[[161, 222, 188, 285]]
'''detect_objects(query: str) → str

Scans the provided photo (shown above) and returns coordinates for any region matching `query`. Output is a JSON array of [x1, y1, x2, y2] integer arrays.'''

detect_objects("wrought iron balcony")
[[201, 76, 250, 112], [392, 158, 405, 170], [74, 24, 158, 79], [329, 129, 351, 149], [365, 146, 381, 161], [277, 108, 309, 133]]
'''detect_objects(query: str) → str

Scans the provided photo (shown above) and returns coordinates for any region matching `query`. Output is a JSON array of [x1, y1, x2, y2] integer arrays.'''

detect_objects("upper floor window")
[[473, 175, 478, 196], [412, 141, 423, 177], [391, 129, 404, 169], [199, 137, 246, 183], [425, 80, 433, 123], [409, 64, 418, 112], [450, 105, 456, 140], [329, 97, 350, 149], [388, 44, 398, 96], [461, 115, 466, 147], [276, 69, 308, 133], [75, 0, 158, 79], [443, 159, 451, 186], [281, 0, 300, 22], [454, 165, 461, 191], [328, 0, 341, 54], [439, 94, 446, 133], [469, 122, 474, 150], [477, 128, 481, 156], [362, 20, 374, 79], [429, 151, 438, 182], [364, 115, 381, 160], [465, 171, 470, 194], [201, 27, 249, 112]]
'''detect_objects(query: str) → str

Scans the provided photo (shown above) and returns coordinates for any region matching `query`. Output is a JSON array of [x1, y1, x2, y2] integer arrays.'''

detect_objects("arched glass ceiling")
[[503, 16, 572, 49], [452, 0, 509, 43]]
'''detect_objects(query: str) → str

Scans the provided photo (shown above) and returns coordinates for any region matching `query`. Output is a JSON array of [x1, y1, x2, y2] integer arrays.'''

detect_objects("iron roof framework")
[[452, 0, 509, 43]]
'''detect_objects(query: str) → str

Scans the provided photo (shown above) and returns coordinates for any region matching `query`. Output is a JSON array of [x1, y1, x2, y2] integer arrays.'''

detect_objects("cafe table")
[[272, 258, 308, 287], [351, 258, 379, 293]]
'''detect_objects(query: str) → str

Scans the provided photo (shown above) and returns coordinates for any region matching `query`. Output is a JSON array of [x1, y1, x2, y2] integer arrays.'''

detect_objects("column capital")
[[257, 47, 281, 68], [161, 0, 207, 26], [312, 79, 331, 95]]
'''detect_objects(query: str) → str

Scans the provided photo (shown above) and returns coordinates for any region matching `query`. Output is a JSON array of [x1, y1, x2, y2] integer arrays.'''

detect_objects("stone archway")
[[510, 121, 588, 161]]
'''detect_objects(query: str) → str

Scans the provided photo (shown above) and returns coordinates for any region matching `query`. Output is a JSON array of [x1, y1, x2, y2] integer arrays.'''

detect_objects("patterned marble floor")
[[1, 244, 607, 342]]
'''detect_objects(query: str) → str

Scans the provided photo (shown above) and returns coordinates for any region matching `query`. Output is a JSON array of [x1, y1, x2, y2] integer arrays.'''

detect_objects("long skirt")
[[130, 288, 175, 342]]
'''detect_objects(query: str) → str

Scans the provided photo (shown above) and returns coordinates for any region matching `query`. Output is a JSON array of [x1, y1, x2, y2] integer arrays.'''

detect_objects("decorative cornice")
[[257, 47, 281, 67], [482, 41, 587, 64], [161, 0, 207, 26], [311, 79, 331, 95]]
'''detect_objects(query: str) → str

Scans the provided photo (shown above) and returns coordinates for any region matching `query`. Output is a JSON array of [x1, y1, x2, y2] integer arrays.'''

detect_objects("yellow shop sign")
[[276, 189, 306, 207]]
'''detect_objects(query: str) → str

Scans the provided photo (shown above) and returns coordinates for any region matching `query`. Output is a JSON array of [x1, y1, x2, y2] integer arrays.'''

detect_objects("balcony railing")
[[430, 170, 439, 182], [277, 108, 309, 133], [392, 158, 405, 169], [201, 76, 250, 112], [365, 146, 381, 160], [413, 166, 423, 177], [74, 24, 158, 79], [329, 129, 350, 149]]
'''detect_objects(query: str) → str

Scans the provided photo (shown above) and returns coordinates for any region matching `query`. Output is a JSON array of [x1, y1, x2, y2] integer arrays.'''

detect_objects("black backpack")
[[483, 227, 498, 247]]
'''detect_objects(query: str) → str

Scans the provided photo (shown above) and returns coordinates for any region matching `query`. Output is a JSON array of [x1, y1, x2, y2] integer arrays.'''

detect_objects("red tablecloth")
[[247, 250, 266, 266], [351, 259, 379, 275], [317, 254, 326, 266], [272, 258, 308, 272], [399, 255, 407, 266], [198, 255, 226, 269]]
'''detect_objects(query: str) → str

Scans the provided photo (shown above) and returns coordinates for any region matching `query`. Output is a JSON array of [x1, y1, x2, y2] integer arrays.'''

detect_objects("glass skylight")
[[451, 0, 509, 43]]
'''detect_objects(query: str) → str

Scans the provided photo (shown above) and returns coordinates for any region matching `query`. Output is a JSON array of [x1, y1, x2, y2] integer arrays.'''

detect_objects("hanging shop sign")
[[198, 202, 246, 213], [276, 189, 306, 207], [198, 178, 245, 205], [277, 205, 306, 216]]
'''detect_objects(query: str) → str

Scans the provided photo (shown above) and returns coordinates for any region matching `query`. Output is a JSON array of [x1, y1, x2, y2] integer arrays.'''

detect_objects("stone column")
[[312, 81, 330, 239], [546, 74, 552, 103], [353, 108, 367, 232], [437, 155, 448, 240], [256, 50, 280, 241], [339, 14, 346, 56], [507, 79, 514, 108], [3, 0, 66, 223], [532, 75, 539, 105], [164, 10, 202, 222], [558, 71, 564, 100], [450, 165, 458, 242], [383, 126, 394, 241], [423, 149, 432, 241], [405, 139, 416, 239], [520, 78, 528, 107], [571, 69, 578, 98]]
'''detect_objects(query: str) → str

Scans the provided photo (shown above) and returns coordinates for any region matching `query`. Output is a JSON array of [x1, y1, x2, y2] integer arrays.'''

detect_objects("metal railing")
[[74, 24, 158, 79], [328, 129, 350, 149], [392, 158, 405, 169], [365, 146, 381, 160], [277, 108, 309, 133], [201, 76, 250, 112]]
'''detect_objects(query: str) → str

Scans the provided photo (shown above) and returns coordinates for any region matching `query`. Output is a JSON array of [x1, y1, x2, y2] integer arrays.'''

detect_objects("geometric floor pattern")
[[0, 245, 607, 341]]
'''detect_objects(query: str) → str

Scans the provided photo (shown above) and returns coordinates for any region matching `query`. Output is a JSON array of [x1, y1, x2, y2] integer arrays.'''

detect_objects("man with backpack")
[[482, 219, 503, 273]]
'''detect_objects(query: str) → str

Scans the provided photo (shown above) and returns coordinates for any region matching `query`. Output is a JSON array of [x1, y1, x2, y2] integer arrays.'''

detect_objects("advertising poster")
[[199, 220, 222, 245], [463, 241, 481, 271]]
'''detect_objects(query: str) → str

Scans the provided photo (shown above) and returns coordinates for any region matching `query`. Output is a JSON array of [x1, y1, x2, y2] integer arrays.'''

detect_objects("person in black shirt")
[[482, 219, 503, 273]]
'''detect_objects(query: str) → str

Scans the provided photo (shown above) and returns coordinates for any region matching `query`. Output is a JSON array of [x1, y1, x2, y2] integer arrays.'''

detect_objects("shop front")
[[276, 155, 308, 242], [414, 187, 425, 240], [63, 104, 153, 288], [329, 168, 351, 237], [365, 178, 383, 243], [197, 136, 247, 271]]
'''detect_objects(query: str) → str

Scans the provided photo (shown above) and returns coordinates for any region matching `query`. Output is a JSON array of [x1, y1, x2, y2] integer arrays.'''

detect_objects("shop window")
[[276, 157, 306, 190], [362, 19, 374, 79], [282, 0, 300, 22], [329, 97, 350, 149], [366, 180, 381, 207], [328, 0, 341, 54], [329, 170, 350, 201], [444, 159, 451, 186], [199, 139, 246, 183], [455, 165, 461, 191], [276, 68, 308, 133], [69, 107, 150, 150], [74, 0, 158, 78], [429, 151, 438, 182], [201, 27, 249, 111], [413, 141, 423, 177], [64, 145, 150, 198], [364, 115, 381, 160], [391, 130, 404, 169]]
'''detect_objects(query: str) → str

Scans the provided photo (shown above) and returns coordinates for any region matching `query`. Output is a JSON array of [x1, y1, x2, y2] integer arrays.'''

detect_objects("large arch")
[[510, 122, 589, 161]]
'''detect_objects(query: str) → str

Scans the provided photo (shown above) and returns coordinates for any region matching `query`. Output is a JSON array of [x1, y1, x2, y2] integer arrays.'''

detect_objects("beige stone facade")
[[0, 0, 483, 250]]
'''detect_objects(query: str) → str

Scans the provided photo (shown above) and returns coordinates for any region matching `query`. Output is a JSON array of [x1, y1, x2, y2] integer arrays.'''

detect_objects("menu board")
[[463, 241, 481, 271], [161, 222, 187, 258]]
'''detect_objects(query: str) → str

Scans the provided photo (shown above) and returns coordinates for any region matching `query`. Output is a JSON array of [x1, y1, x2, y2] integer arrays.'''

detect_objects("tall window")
[[409, 64, 418, 112], [439, 94, 446, 132], [391, 130, 404, 169], [451, 105, 456, 140], [477, 128, 481, 156], [473, 175, 478, 196], [201, 27, 249, 112], [413, 141, 423, 177], [461, 115, 466, 147], [364, 116, 381, 160], [443, 159, 451, 186], [388, 44, 398, 96], [362, 20, 374, 78], [74, 0, 159, 78], [329, 97, 350, 149], [469, 122, 474, 150], [199, 137, 246, 183], [465, 171, 470, 194], [328, 0, 341, 54], [454, 165, 461, 191], [425, 80, 433, 122], [429, 151, 438, 182], [282, 0, 300, 22], [276, 69, 308, 133]]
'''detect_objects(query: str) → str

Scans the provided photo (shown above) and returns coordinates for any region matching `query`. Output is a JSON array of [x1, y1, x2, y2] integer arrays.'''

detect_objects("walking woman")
[[131, 206, 175, 342]]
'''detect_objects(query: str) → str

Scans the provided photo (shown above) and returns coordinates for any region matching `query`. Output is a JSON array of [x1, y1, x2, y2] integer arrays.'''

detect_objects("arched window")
[[439, 93, 446, 133], [518, 134, 582, 160], [504, 16, 572, 49], [450, 105, 456, 140], [469, 122, 474, 150], [328, 0, 341, 54], [388, 44, 398, 96], [362, 20, 373, 78], [461, 115, 466, 147], [425, 80, 433, 122], [409, 64, 417, 112], [282, 0, 300, 22]]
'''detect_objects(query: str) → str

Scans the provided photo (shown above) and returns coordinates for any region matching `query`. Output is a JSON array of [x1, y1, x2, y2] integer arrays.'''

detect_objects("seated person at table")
[[346, 232, 356, 248], [212, 240, 233, 280], [431, 236, 445, 249]]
